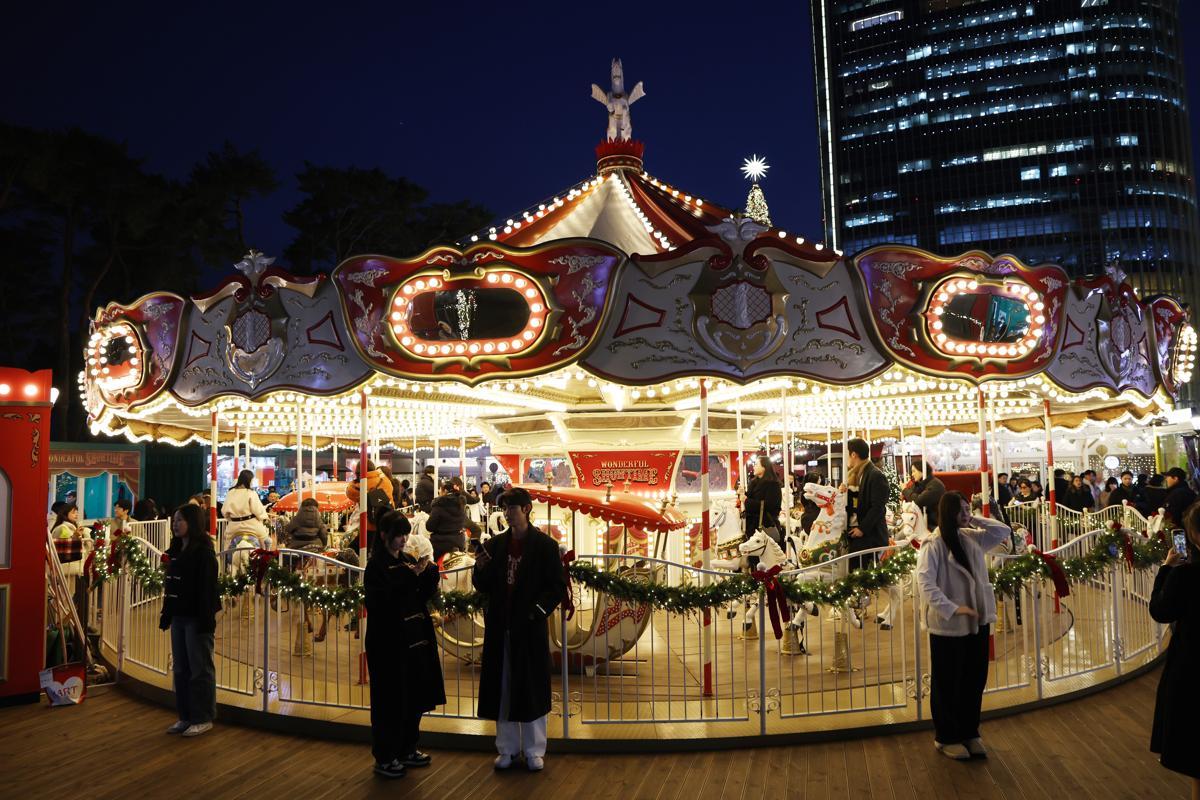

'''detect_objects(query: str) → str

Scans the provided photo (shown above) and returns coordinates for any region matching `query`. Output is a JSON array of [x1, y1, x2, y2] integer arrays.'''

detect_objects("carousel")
[[80, 61, 1191, 745]]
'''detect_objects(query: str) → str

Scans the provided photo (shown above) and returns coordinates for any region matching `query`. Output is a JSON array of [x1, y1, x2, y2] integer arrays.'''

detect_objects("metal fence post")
[[118, 572, 130, 678], [758, 593, 768, 737], [561, 609, 570, 739], [1111, 564, 1124, 675], [262, 589, 271, 712], [912, 579, 924, 721], [1030, 581, 1044, 700]]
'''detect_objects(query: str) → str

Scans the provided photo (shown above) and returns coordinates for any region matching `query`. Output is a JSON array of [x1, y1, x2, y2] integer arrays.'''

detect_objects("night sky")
[[5, 2, 1200, 276]]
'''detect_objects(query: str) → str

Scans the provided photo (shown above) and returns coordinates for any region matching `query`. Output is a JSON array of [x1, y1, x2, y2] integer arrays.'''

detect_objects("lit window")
[[898, 159, 931, 174], [1020, 167, 1041, 181], [850, 9, 903, 32], [1050, 164, 1068, 177]]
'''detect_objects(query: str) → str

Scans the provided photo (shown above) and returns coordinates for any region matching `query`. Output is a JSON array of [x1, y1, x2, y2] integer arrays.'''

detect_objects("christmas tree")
[[740, 155, 771, 226], [879, 455, 903, 512], [745, 183, 771, 226]]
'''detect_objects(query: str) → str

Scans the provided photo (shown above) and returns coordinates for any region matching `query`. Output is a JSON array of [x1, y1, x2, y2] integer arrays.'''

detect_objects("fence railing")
[[98, 517, 1168, 742]]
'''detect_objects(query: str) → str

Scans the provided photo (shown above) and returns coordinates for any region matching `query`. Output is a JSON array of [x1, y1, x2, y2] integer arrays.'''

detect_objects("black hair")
[[997, 472, 1008, 480], [1166, 467, 1188, 482], [1120, 470, 1133, 478], [847, 438, 870, 460], [1053, 468, 1065, 478], [423, 465, 435, 475], [1181, 501, 1200, 561], [401, 479, 411, 488], [373, 510, 411, 557], [936, 491, 972, 577], [236, 469, 254, 490], [300, 497, 319, 510], [499, 487, 533, 508], [133, 498, 159, 521], [114, 498, 132, 513], [755, 455, 779, 483], [173, 503, 210, 543], [1105, 477, 1118, 489], [910, 458, 929, 479], [53, 503, 77, 529]]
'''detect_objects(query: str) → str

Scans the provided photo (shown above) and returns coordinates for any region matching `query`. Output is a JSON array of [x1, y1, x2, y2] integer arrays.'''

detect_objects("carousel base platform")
[[99, 579, 1168, 753], [106, 652, 1165, 753]]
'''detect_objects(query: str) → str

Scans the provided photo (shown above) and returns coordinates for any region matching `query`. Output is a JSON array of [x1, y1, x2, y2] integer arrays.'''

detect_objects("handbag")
[[756, 496, 782, 545]]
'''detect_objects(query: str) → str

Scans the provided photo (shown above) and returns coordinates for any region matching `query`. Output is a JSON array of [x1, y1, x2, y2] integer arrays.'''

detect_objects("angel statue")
[[591, 58, 645, 141]]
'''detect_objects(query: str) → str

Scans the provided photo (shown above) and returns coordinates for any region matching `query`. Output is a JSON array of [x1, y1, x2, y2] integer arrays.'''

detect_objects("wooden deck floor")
[[1, 666, 1186, 799]]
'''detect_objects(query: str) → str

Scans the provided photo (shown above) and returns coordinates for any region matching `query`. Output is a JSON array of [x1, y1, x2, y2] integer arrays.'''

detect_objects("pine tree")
[[879, 456, 903, 511], [745, 182, 771, 226]]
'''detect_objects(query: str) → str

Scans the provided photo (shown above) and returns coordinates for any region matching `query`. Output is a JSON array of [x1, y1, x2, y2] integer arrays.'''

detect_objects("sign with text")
[[568, 450, 680, 489]]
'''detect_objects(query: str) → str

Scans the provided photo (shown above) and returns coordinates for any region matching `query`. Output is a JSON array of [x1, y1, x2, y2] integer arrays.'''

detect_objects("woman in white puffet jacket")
[[916, 490, 1013, 762]]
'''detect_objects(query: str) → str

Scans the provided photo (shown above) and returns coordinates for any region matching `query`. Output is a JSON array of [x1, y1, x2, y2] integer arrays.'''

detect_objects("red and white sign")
[[567, 450, 679, 489]]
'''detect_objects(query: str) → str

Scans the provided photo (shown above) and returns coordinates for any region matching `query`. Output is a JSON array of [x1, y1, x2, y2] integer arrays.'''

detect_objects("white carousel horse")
[[409, 510, 430, 538], [877, 502, 930, 629], [800, 482, 848, 554], [403, 530, 434, 561], [487, 510, 510, 537], [1145, 508, 1167, 540]]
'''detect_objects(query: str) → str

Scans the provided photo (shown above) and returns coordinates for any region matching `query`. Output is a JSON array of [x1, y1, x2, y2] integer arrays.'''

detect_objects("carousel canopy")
[[516, 484, 689, 534], [81, 62, 1195, 458]]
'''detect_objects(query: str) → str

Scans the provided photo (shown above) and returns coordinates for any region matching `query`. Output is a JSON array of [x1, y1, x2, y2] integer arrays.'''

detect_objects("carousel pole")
[[989, 393, 1001, 504], [332, 435, 338, 482], [359, 391, 369, 555], [209, 411, 219, 538], [920, 396, 929, 478], [781, 383, 792, 517], [841, 392, 850, 484], [736, 400, 746, 499], [411, 434, 417, 495], [233, 422, 240, 478], [977, 388, 990, 517], [1044, 398, 1059, 548], [433, 437, 440, 489], [312, 429, 318, 486], [899, 424, 907, 477], [296, 404, 304, 501], [460, 432, 467, 486], [700, 378, 713, 697], [826, 420, 833, 483]]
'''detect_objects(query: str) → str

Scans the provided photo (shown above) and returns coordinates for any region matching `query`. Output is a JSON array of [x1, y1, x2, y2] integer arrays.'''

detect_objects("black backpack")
[[366, 487, 393, 524]]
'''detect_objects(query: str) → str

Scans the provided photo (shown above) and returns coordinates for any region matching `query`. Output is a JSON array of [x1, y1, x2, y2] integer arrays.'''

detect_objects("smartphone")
[[1172, 530, 1189, 560]]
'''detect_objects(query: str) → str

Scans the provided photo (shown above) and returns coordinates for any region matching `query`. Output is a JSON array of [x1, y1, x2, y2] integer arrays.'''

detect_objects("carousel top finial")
[[234, 249, 275, 283], [591, 58, 645, 141]]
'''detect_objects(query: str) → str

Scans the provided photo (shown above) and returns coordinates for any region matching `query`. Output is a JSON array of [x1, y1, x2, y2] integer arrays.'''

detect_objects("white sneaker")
[[526, 755, 544, 771], [165, 720, 189, 735], [182, 722, 213, 737], [935, 741, 971, 760], [494, 753, 515, 770]]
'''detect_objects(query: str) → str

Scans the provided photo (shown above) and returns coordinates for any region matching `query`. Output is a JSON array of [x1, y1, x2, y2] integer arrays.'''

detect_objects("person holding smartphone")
[[1149, 502, 1200, 796], [472, 487, 565, 772]]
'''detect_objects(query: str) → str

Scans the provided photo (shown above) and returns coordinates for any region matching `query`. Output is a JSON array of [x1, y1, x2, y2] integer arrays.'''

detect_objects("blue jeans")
[[170, 616, 216, 724]]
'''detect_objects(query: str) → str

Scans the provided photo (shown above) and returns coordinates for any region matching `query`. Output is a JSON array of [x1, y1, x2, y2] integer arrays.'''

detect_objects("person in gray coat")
[[916, 491, 1013, 761]]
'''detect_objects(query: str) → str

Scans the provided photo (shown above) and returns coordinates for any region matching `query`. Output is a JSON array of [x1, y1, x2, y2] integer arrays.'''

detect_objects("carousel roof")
[[80, 61, 1195, 456]]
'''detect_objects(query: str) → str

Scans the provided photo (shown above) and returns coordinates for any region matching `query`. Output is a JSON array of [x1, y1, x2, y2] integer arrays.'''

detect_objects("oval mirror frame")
[[387, 269, 554, 364], [923, 276, 1046, 360]]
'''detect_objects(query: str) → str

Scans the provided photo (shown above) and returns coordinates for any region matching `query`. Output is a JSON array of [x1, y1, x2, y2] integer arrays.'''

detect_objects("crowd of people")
[[47, 456, 1198, 788]]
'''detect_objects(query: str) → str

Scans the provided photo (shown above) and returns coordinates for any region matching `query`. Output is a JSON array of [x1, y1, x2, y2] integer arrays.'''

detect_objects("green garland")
[[990, 522, 1169, 597], [91, 534, 165, 593], [98, 521, 1171, 617]]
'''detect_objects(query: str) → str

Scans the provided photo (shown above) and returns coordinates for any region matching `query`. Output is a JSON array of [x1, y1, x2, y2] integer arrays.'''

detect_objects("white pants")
[[496, 634, 547, 758]]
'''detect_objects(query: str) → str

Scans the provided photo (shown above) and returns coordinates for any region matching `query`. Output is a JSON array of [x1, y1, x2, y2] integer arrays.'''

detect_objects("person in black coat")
[[364, 511, 444, 778], [1141, 473, 1169, 518], [845, 438, 889, 560], [159, 503, 221, 737], [428, 478, 468, 559], [1149, 500, 1200, 793], [1162, 467, 1197, 528], [1062, 475, 1095, 512], [472, 487, 565, 772], [1106, 470, 1138, 509], [743, 456, 782, 541], [901, 458, 946, 531], [415, 466, 436, 512]]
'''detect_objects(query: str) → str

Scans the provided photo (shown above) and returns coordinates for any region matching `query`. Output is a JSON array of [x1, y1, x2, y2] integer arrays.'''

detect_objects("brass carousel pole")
[[700, 378, 713, 697], [209, 411, 219, 541], [978, 388, 990, 517]]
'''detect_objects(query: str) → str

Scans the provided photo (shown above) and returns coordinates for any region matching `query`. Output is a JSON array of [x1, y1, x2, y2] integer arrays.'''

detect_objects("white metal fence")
[[98, 517, 1168, 741]]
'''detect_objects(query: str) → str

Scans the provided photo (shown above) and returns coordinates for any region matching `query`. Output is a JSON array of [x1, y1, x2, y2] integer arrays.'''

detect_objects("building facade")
[[811, 0, 1200, 310]]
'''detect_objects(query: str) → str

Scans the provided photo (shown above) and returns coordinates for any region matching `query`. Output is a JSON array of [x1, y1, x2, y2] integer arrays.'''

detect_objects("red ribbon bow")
[[910, 539, 921, 550], [1121, 532, 1135, 569], [751, 564, 791, 639], [250, 548, 279, 594], [561, 550, 576, 621], [1033, 549, 1070, 598]]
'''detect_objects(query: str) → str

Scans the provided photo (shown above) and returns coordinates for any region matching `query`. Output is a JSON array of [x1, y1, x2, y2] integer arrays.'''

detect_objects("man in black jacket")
[[1106, 470, 1138, 509], [846, 438, 889, 560], [415, 466, 436, 512], [1162, 467, 1197, 528], [473, 488, 565, 773]]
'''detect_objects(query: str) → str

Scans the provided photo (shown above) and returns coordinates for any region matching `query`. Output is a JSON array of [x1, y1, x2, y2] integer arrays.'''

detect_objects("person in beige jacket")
[[916, 490, 1012, 761]]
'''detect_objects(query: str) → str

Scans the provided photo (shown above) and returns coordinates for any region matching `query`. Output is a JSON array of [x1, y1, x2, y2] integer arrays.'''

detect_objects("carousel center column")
[[700, 377, 713, 697]]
